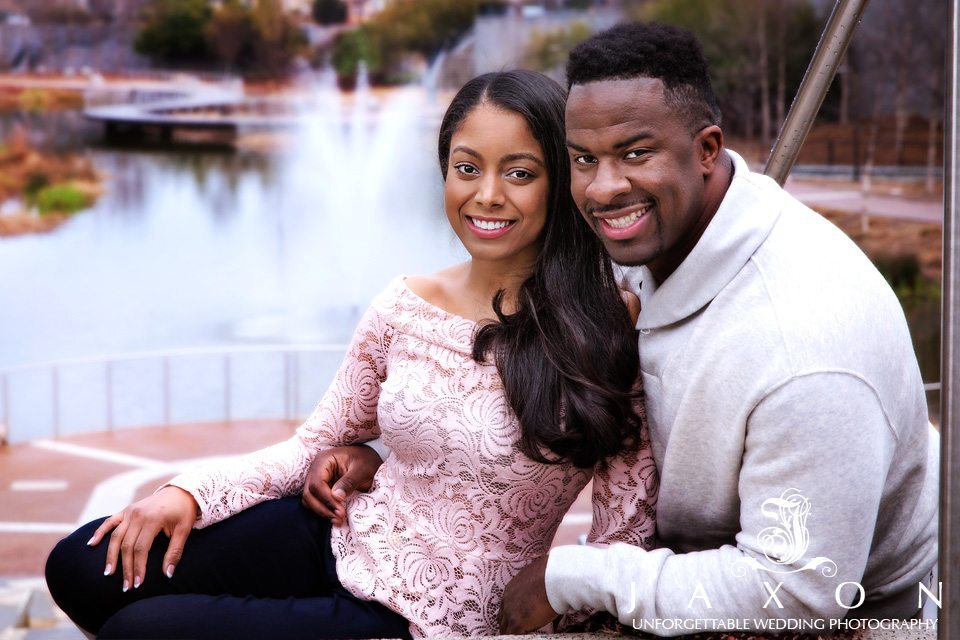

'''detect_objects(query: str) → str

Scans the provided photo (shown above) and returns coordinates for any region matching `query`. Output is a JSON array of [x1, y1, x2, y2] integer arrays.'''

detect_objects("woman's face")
[[444, 103, 549, 270]]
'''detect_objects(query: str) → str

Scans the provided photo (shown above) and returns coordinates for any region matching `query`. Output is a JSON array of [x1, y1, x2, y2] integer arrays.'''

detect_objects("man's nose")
[[584, 161, 630, 205]]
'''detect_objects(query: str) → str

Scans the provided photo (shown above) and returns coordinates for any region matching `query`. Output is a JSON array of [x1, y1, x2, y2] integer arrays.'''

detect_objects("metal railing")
[[0, 344, 348, 445], [939, 1, 960, 637]]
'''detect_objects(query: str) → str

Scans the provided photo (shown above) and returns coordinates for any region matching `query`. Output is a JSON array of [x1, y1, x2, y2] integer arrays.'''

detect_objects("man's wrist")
[[361, 438, 392, 461]]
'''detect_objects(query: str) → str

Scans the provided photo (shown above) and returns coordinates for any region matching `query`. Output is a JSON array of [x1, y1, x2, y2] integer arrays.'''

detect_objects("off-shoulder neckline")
[[398, 276, 480, 327]]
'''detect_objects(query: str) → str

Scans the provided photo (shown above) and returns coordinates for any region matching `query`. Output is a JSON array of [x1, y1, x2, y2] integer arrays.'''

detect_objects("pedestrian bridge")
[[83, 81, 319, 139]]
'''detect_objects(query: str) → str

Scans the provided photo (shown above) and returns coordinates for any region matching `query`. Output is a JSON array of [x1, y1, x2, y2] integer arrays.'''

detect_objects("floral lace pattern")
[[170, 278, 658, 637]]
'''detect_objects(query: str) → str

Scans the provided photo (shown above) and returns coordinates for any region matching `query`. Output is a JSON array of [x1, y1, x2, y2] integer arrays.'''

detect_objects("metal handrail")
[[0, 344, 349, 444], [939, 1, 959, 637], [765, 1, 952, 632], [764, 0, 870, 185]]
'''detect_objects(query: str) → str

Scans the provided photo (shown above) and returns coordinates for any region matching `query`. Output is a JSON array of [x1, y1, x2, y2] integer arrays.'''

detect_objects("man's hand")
[[301, 445, 383, 526], [498, 555, 559, 633]]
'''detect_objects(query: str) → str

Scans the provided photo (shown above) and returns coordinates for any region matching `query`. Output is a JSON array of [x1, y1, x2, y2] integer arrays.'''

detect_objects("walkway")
[[0, 420, 594, 637], [785, 177, 942, 224]]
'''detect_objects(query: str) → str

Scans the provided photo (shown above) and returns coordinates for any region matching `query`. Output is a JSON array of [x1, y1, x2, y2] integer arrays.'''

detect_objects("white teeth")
[[605, 205, 651, 229], [470, 217, 511, 230]]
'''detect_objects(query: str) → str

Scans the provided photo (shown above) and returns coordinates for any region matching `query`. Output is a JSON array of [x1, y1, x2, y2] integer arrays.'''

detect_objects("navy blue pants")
[[45, 498, 411, 639]]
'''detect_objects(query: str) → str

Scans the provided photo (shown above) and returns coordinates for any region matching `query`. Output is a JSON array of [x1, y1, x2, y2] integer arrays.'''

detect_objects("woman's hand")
[[302, 445, 383, 526], [87, 485, 198, 591]]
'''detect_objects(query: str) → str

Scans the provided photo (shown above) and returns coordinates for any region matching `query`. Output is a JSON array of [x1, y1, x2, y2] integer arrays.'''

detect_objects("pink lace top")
[[169, 277, 658, 637]]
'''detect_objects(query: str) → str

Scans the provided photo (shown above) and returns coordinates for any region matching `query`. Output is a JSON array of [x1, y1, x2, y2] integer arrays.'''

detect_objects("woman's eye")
[[454, 163, 479, 176], [507, 168, 534, 180]]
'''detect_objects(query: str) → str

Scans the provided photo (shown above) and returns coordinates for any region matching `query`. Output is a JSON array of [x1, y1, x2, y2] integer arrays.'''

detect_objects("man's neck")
[[649, 150, 734, 285]]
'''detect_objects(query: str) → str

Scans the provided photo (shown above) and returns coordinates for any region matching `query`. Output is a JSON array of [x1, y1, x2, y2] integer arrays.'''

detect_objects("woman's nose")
[[474, 174, 505, 208]]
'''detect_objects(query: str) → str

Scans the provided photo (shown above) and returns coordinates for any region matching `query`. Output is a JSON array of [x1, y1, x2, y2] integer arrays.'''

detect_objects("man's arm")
[[504, 372, 899, 634]]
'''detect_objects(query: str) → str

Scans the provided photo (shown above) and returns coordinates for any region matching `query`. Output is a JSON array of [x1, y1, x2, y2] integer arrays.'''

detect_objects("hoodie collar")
[[634, 150, 782, 330]]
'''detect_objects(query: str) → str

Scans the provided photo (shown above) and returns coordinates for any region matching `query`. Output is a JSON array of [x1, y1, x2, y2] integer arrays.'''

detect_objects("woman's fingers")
[[118, 510, 139, 592], [88, 512, 122, 550], [103, 515, 130, 584], [131, 521, 163, 589], [162, 521, 191, 579]]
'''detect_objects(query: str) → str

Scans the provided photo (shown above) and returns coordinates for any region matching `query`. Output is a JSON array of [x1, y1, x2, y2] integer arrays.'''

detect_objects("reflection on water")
[[0, 100, 465, 371]]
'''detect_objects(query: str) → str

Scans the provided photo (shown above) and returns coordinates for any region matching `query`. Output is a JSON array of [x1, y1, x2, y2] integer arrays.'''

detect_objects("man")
[[496, 21, 938, 632], [306, 22, 939, 634]]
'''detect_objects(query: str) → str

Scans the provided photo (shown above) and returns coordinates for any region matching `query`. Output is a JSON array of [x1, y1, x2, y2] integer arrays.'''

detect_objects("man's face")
[[565, 77, 712, 275]]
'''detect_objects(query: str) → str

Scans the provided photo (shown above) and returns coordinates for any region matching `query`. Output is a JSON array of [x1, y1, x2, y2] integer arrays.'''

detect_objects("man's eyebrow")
[[566, 131, 655, 153], [501, 152, 544, 167], [613, 132, 655, 150]]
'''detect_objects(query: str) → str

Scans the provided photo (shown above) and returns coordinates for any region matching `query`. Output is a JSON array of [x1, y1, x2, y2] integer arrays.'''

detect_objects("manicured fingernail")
[[122, 580, 129, 592], [133, 576, 141, 589], [166, 564, 175, 579], [87, 536, 95, 546], [103, 564, 112, 576]]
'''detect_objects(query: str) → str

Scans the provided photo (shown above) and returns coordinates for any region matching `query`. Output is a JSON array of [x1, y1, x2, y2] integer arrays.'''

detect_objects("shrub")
[[33, 184, 89, 216], [25, 172, 50, 198], [874, 254, 922, 294]]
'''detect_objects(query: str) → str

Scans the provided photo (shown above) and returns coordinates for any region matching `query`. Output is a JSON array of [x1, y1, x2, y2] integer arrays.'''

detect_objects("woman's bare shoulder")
[[405, 263, 468, 308]]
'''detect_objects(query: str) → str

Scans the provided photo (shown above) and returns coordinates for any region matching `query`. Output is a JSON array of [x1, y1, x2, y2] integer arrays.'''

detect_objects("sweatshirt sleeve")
[[168, 303, 393, 529], [545, 372, 897, 633]]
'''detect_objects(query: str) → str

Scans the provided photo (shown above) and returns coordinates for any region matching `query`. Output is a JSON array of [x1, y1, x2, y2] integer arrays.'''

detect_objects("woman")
[[45, 70, 657, 639]]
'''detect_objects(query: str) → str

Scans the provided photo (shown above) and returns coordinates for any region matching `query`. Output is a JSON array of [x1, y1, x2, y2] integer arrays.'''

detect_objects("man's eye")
[[574, 155, 597, 165], [624, 149, 649, 160]]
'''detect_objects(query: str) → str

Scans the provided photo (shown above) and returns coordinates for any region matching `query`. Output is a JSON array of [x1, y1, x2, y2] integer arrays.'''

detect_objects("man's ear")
[[697, 125, 724, 174]]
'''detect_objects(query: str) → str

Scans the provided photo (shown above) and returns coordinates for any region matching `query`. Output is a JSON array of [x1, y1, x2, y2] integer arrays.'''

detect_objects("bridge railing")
[[0, 345, 349, 445]]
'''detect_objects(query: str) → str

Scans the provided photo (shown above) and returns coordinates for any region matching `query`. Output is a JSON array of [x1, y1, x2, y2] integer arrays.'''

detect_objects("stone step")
[[0, 579, 85, 640]]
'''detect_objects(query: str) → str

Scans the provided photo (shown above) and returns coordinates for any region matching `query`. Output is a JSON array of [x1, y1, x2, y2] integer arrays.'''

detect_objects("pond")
[[0, 95, 943, 439], [0, 92, 466, 370]]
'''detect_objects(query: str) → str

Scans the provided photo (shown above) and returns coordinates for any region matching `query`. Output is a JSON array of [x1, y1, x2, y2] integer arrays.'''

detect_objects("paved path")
[[0, 420, 594, 637], [785, 177, 942, 224], [0, 420, 594, 576]]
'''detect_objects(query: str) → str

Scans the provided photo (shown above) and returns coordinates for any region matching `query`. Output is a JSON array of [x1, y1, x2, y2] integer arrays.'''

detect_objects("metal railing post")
[[764, 0, 870, 185], [1, 373, 8, 442], [292, 352, 300, 420], [939, 1, 960, 637], [223, 355, 231, 423], [52, 367, 60, 438], [163, 357, 171, 426], [106, 361, 114, 432]]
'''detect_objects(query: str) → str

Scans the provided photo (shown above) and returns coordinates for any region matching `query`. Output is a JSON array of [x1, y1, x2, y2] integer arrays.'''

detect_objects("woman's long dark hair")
[[438, 70, 642, 469]]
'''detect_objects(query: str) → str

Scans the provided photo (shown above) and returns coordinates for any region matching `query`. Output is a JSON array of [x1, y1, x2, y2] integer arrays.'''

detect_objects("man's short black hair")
[[566, 22, 722, 130]]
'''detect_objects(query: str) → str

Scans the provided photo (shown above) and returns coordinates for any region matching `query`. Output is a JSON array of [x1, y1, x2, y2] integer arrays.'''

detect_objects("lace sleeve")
[[586, 411, 659, 548], [168, 304, 393, 528], [555, 400, 658, 631]]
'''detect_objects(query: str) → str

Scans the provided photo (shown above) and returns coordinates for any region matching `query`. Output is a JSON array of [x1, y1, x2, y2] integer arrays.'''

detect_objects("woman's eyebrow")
[[501, 152, 544, 167], [451, 145, 480, 159]]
